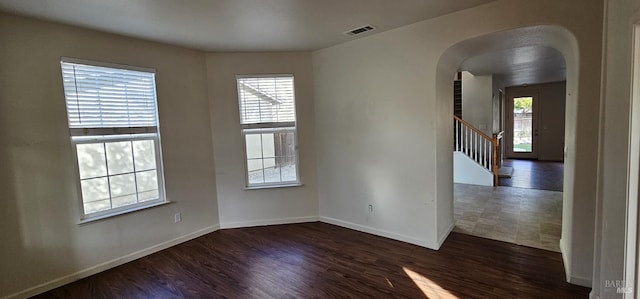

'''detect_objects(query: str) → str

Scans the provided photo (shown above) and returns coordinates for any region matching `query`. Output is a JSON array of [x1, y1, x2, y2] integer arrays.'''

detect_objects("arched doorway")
[[434, 25, 592, 286]]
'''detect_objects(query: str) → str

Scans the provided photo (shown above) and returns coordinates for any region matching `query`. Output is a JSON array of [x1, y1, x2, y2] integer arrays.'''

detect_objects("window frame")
[[236, 74, 301, 189], [61, 57, 168, 222]]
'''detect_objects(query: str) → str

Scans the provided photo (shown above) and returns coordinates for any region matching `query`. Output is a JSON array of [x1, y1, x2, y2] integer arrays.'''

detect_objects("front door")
[[507, 94, 538, 159]]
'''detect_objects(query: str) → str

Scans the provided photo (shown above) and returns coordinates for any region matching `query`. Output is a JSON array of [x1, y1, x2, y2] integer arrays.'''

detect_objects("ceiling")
[[0, 0, 494, 52], [460, 46, 566, 87], [0, 1, 565, 87], [453, 26, 569, 87]]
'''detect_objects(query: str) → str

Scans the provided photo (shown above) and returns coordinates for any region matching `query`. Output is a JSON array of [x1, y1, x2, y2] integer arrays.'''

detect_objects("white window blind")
[[237, 76, 296, 127], [61, 60, 158, 131]]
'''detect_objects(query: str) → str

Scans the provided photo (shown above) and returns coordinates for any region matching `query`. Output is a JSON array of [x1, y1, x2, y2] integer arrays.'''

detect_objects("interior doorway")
[[450, 47, 568, 253], [438, 24, 596, 288]]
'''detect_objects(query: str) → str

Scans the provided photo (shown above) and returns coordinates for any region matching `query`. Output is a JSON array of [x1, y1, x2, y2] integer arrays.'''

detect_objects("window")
[[237, 75, 299, 187], [61, 58, 166, 220]]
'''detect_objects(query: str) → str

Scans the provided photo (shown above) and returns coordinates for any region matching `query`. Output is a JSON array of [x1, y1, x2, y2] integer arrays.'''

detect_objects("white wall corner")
[[220, 216, 319, 229], [319, 216, 439, 250], [436, 222, 455, 250], [560, 237, 592, 287], [560, 238, 572, 282], [6, 224, 220, 299]]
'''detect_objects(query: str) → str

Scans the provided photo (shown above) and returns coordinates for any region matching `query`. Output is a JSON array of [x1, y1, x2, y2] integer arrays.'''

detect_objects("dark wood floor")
[[35, 222, 589, 298], [499, 159, 564, 191]]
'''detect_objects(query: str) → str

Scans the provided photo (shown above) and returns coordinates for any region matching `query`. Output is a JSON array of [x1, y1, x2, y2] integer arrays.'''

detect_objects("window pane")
[[133, 139, 156, 171], [264, 165, 282, 183], [262, 133, 275, 158], [136, 170, 159, 202], [84, 199, 111, 214], [81, 177, 110, 211], [274, 132, 295, 160], [243, 130, 298, 185], [110, 174, 137, 208], [106, 141, 134, 175], [247, 159, 264, 184], [263, 157, 276, 169], [76, 143, 107, 179], [281, 158, 298, 182], [245, 134, 262, 159]]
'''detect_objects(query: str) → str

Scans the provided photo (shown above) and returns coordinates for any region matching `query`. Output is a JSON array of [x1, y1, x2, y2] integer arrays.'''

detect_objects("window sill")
[[244, 183, 304, 190], [78, 201, 172, 225]]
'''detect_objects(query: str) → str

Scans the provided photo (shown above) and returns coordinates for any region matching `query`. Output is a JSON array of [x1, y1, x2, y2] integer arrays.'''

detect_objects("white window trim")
[[61, 58, 167, 222], [77, 201, 172, 224], [61, 57, 155, 74], [236, 73, 294, 79], [236, 74, 301, 189]]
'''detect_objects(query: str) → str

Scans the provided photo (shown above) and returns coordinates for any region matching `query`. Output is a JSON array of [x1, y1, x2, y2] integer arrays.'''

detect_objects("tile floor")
[[453, 183, 562, 252]]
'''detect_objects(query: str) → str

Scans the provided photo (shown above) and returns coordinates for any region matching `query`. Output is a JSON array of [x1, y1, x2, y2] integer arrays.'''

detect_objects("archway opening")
[[435, 24, 583, 283]]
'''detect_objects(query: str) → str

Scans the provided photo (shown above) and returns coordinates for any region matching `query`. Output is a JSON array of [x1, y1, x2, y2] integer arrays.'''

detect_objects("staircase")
[[453, 115, 503, 186]]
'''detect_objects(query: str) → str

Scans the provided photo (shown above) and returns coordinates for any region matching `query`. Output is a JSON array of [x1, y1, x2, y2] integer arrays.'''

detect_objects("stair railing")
[[453, 115, 504, 186]]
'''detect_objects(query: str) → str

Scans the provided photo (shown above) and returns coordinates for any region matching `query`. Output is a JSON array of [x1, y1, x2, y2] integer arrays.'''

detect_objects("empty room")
[[1, 0, 639, 298]]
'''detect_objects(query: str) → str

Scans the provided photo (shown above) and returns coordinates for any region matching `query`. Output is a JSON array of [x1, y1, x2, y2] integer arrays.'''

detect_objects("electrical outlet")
[[368, 204, 373, 213], [174, 212, 182, 223]]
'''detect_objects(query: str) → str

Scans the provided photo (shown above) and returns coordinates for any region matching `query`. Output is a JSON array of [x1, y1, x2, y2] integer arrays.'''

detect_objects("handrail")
[[453, 115, 504, 186], [453, 115, 494, 141]]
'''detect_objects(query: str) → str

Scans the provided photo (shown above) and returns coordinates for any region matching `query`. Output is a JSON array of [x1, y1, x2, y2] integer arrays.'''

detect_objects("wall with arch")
[[313, 0, 603, 285]]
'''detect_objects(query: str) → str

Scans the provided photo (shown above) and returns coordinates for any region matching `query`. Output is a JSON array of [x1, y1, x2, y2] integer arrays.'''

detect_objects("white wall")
[[206, 52, 319, 228], [593, 0, 640, 297], [506, 82, 566, 161], [453, 152, 494, 186], [313, 0, 603, 283], [0, 14, 219, 297], [313, 30, 442, 248], [462, 71, 493, 136]]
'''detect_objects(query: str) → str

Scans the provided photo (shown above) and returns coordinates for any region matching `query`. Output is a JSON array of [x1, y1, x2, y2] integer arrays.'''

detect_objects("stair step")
[[498, 167, 514, 178]]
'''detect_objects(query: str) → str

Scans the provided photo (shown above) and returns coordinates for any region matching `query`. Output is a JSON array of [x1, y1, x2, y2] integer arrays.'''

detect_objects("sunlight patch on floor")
[[403, 267, 458, 299]]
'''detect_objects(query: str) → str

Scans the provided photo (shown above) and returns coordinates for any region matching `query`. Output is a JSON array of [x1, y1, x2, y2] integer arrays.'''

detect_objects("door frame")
[[624, 21, 640, 299], [498, 89, 505, 167], [506, 91, 540, 159]]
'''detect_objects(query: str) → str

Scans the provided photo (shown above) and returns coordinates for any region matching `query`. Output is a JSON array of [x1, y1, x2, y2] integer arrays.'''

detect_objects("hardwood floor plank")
[[499, 159, 564, 191], [33, 222, 589, 298]]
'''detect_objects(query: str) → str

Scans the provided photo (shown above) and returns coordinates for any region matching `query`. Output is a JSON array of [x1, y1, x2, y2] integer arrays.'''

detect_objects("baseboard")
[[319, 216, 438, 250], [560, 238, 571, 282], [436, 222, 455, 250], [568, 275, 592, 288], [220, 216, 319, 229], [559, 238, 592, 287], [6, 224, 220, 299]]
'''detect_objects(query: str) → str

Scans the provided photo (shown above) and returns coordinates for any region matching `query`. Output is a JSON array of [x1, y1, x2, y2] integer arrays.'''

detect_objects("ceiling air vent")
[[343, 25, 376, 36]]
